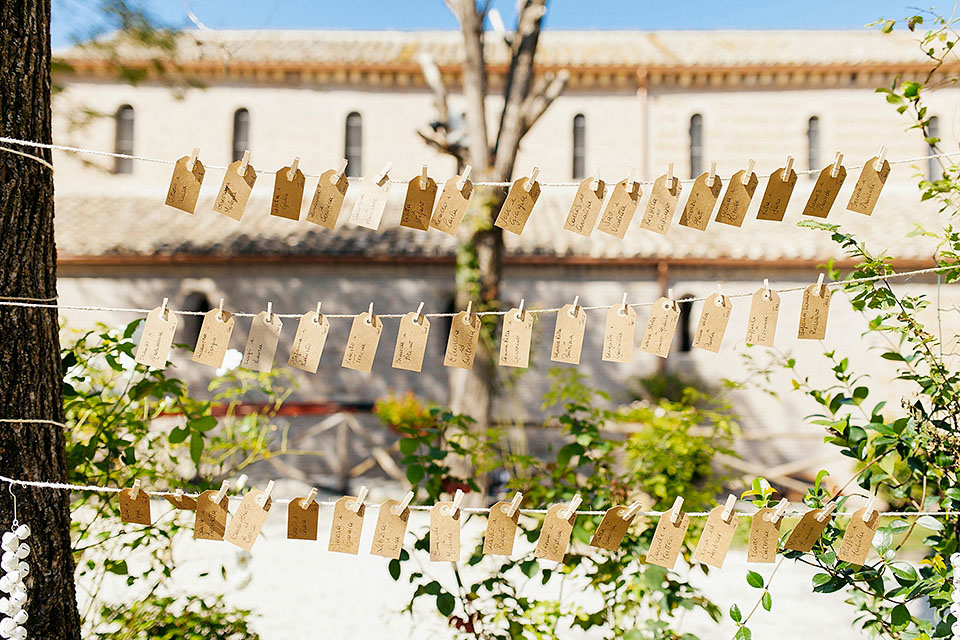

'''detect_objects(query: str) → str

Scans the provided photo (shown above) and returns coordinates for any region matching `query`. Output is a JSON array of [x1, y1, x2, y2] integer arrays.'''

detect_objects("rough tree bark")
[[0, 2, 82, 638]]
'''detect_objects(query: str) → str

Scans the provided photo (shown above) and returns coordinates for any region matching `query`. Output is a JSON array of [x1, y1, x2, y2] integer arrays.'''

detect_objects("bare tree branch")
[[519, 69, 569, 137], [416, 127, 466, 164]]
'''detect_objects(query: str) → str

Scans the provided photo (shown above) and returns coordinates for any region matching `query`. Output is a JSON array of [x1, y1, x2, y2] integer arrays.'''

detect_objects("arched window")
[[345, 112, 362, 177], [181, 292, 211, 350], [678, 294, 694, 352], [113, 105, 134, 174], [688, 114, 703, 177], [928, 116, 940, 180], [807, 116, 820, 177], [232, 108, 250, 162], [572, 114, 586, 180]]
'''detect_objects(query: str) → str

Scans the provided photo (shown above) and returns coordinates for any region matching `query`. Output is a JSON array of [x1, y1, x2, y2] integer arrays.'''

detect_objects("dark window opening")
[[689, 114, 703, 177], [114, 105, 134, 174], [572, 114, 586, 179], [232, 108, 250, 163], [345, 112, 362, 177], [678, 294, 695, 352], [182, 292, 212, 350], [807, 116, 820, 177]]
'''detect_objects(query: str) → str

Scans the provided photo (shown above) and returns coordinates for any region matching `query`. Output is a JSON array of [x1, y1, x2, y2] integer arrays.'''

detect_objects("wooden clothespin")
[[874, 145, 888, 172], [569, 295, 581, 317], [375, 161, 393, 187], [626, 166, 637, 191], [669, 496, 685, 524], [524, 166, 540, 192], [214, 480, 230, 505], [445, 489, 464, 517], [815, 273, 825, 297], [715, 283, 725, 306], [238, 150, 251, 176], [130, 479, 142, 500], [559, 494, 582, 520], [456, 164, 472, 191], [216, 298, 225, 321], [765, 498, 789, 523], [350, 485, 368, 513], [300, 487, 318, 510], [667, 162, 675, 189], [505, 491, 523, 518], [741, 159, 756, 185], [286, 156, 301, 182], [762, 278, 771, 300], [783, 155, 794, 181], [619, 292, 629, 316], [332, 158, 348, 184], [419, 164, 429, 190], [720, 494, 737, 524], [590, 169, 601, 192], [816, 501, 837, 522], [414, 301, 425, 325], [265, 301, 273, 323], [707, 161, 717, 187], [861, 494, 877, 522], [516, 298, 525, 321], [256, 480, 275, 508], [314, 301, 323, 323], [831, 152, 844, 178], [365, 302, 374, 325], [392, 490, 414, 515], [160, 297, 169, 320], [187, 147, 200, 172], [621, 500, 643, 521], [463, 300, 473, 324]]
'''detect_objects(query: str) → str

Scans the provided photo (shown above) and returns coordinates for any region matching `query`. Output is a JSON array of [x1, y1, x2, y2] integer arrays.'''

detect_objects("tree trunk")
[[0, 2, 82, 638]]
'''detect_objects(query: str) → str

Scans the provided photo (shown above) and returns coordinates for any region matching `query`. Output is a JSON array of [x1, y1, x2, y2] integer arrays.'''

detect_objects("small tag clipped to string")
[[241, 305, 283, 373], [602, 294, 637, 363], [847, 147, 890, 215], [598, 170, 642, 239], [431, 165, 474, 235], [535, 495, 580, 563], [563, 175, 606, 236], [329, 488, 367, 555], [165, 147, 205, 214], [639, 165, 682, 235], [679, 163, 722, 231], [342, 305, 383, 372], [271, 157, 306, 221], [756, 156, 798, 222], [163, 488, 197, 511], [213, 150, 256, 221], [135, 299, 178, 369], [692, 496, 739, 569], [798, 275, 832, 340], [484, 493, 522, 556], [444, 304, 481, 369], [745, 282, 780, 347], [590, 502, 642, 551], [306, 160, 350, 229], [370, 492, 412, 560], [119, 480, 151, 525], [287, 488, 319, 541], [551, 298, 586, 365], [225, 482, 274, 551], [429, 490, 463, 562], [748, 499, 787, 563], [692, 288, 732, 353], [716, 160, 758, 227], [837, 500, 881, 566], [499, 300, 534, 368], [785, 503, 835, 552], [647, 497, 690, 569], [640, 295, 680, 359], [803, 152, 846, 218], [400, 165, 438, 231], [194, 482, 230, 541], [495, 168, 541, 235], [192, 301, 235, 368], [349, 162, 392, 230], [393, 303, 430, 372], [288, 304, 330, 374]]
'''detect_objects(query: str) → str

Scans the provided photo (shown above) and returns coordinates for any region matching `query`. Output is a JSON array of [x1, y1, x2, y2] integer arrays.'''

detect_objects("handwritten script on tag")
[[847, 157, 890, 215], [494, 177, 540, 235], [535, 504, 576, 563], [431, 177, 473, 235], [444, 312, 480, 369], [803, 165, 846, 218], [692, 294, 731, 353], [119, 488, 151, 525], [597, 180, 642, 239], [241, 311, 283, 373], [692, 506, 739, 568], [342, 312, 383, 372], [639, 174, 681, 235], [745, 289, 780, 347], [306, 170, 349, 229], [329, 495, 365, 555], [756, 167, 797, 222], [679, 172, 722, 231], [370, 499, 410, 559], [563, 178, 606, 236], [165, 156, 205, 214], [194, 490, 229, 540], [349, 179, 391, 230], [551, 304, 586, 365], [590, 507, 634, 551], [213, 160, 256, 221], [271, 165, 306, 220], [429, 501, 462, 562], [602, 304, 636, 363], [224, 489, 272, 551], [748, 508, 781, 563], [136, 306, 178, 369], [647, 511, 690, 569], [785, 509, 831, 552], [483, 501, 520, 556], [286, 497, 319, 541], [400, 176, 438, 231], [715, 169, 758, 227], [393, 312, 430, 372], [193, 309, 235, 368], [288, 311, 329, 373], [798, 284, 832, 340], [837, 507, 880, 566], [499, 308, 533, 368], [640, 298, 680, 358]]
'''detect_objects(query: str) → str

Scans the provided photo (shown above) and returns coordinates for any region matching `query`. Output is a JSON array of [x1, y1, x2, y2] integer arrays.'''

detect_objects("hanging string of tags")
[[114, 481, 910, 570], [134, 274, 834, 374], [164, 146, 893, 236]]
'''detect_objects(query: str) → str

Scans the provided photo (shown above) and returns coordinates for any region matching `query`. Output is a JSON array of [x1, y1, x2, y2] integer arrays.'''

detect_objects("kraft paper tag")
[[192, 309, 235, 368], [306, 170, 349, 229], [692, 506, 739, 568], [429, 502, 462, 562], [494, 177, 540, 235], [785, 508, 832, 552], [348, 178, 391, 230], [163, 492, 197, 511], [499, 308, 533, 368], [483, 501, 520, 556], [241, 311, 283, 373], [692, 294, 731, 353], [329, 495, 365, 555], [748, 508, 781, 563], [590, 506, 635, 551], [270, 165, 306, 221], [444, 312, 480, 369], [551, 304, 586, 365], [119, 488, 151, 525], [563, 178, 606, 236], [392, 312, 430, 372], [135, 306, 178, 369], [797, 284, 832, 340], [430, 177, 473, 235], [194, 490, 229, 541], [640, 297, 680, 359], [715, 169, 758, 227], [165, 156, 205, 214], [597, 179, 642, 239], [756, 167, 798, 221], [287, 496, 319, 541], [679, 172, 722, 231], [602, 304, 637, 363], [837, 508, 880, 566], [288, 311, 330, 373], [224, 489, 272, 551], [847, 157, 890, 215], [342, 312, 383, 372], [213, 160, 256, 221], [745, 289, 780, 347], [370, 499, 410, 559], [639, 174, 681, 235], [534, 504, 576, 563], [400, 176, 438, 231], [647, 511, 690, 569], [803, 165, 846, 218]]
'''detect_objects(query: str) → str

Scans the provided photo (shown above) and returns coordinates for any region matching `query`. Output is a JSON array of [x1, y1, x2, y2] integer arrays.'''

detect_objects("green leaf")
[[406, 464, 425, 485], [812, 573, 832, 587], [189, 432, 203, 465], [729, 604, 742, 623], [746, 571, 764, 588], [761, 591, 772, 611], [168, 426, 190, 444], [888, 561, 918, 584], [388, 559, 401, 580], [557, 442, 585, 468], [891, 603, 910, 628], [916, 515, 943, 531], [188, 416, 218, 432], [436, 592, 455, 616], [424, 580, 441, 595], [735, 626, 752, 640], [399, 438, 419, 455]]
